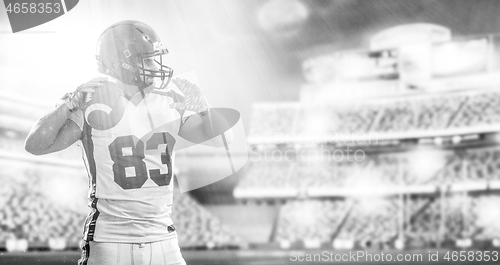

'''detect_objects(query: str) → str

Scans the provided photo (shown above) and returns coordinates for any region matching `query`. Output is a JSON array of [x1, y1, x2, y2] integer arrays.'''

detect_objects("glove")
[[169, 78, 210, 113], [62, 77, 108, 112]]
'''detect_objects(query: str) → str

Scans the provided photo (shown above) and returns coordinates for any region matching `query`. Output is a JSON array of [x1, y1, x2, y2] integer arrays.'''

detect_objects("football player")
[[25, 20, 231, 265]]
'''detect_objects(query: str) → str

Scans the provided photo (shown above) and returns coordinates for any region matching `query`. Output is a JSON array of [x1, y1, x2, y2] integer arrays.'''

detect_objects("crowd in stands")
[[245, 38, 500, 250], [406, 196, 440, 248], [237, 160, 291, 189], [172, 192, 240, 249], [0, 165, 240, 250], [242, 144, 500, 249], [0, 168, 85, 247], [335, 198, 399, 247], [237, 146, 500, 193], [449, 91, 500, 128], [250, 104, 298, 137], [250, 89, 500, 139], [274, 194, 500, 249], [275, 200, 348, 244]]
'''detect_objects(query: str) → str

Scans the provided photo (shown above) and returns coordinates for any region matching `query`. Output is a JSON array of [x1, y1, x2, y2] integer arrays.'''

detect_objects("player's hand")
[[169, 78, 210, 113], [62, 77, 108, 111]]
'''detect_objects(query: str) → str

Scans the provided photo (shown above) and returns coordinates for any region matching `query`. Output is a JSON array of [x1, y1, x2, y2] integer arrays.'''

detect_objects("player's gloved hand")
[[169, 78, 210, 113], [61, 77, 108, 112]]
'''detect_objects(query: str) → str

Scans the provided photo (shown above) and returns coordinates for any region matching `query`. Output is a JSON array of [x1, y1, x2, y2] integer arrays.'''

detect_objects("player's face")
[[141, 56, 161, 85]]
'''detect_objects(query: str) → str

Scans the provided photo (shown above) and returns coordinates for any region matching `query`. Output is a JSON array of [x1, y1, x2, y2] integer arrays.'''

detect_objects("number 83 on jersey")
[[108, 132, 176, 190]]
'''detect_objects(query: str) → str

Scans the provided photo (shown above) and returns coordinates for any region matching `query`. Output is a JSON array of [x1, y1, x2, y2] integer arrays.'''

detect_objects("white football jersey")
[[71, 87, 181, 243]]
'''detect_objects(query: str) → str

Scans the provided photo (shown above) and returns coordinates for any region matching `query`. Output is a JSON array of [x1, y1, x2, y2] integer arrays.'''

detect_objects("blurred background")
[[2, 0, 500, 264]]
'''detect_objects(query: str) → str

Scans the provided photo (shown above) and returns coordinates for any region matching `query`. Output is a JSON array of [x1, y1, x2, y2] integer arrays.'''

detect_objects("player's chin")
[[144, 79, 155, 88], [150, 79, 169, 90]]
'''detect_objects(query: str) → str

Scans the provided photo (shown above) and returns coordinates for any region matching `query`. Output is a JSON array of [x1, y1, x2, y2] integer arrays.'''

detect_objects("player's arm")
[[178, 109, 233, 148], [167, 78, 233, 147], [25, 105, 82, 155], [25, 78, 106, 155]]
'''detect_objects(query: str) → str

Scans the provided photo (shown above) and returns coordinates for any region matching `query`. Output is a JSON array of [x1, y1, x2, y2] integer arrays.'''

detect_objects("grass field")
[[0, 249, 498, 265]]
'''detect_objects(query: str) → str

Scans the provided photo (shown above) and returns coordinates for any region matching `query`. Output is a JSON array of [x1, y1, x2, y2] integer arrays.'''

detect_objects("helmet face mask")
[[137, 55, 173, 90], [96, 20, 174, 90]]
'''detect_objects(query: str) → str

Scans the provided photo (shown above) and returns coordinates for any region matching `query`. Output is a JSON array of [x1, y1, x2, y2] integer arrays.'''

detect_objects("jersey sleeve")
[[68, 109, 84, 131]]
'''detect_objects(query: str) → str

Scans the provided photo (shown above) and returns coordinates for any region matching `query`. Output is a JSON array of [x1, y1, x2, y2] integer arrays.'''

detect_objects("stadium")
[[2, 0, 500, 264]]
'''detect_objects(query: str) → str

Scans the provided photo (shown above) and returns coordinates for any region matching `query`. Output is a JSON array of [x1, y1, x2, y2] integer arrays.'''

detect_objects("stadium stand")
[[0, 157, 241, 250], [237, 143, 500, 248], [172, 192, 240, 249], [249, 89, 500, 143]]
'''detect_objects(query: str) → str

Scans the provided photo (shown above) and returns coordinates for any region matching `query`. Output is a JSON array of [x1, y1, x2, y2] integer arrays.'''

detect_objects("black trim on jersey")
[[85, 198, 100, 241], [82, 123, 100, 241], [77, 241, 90, 265], [82, 123, 97, 191]]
